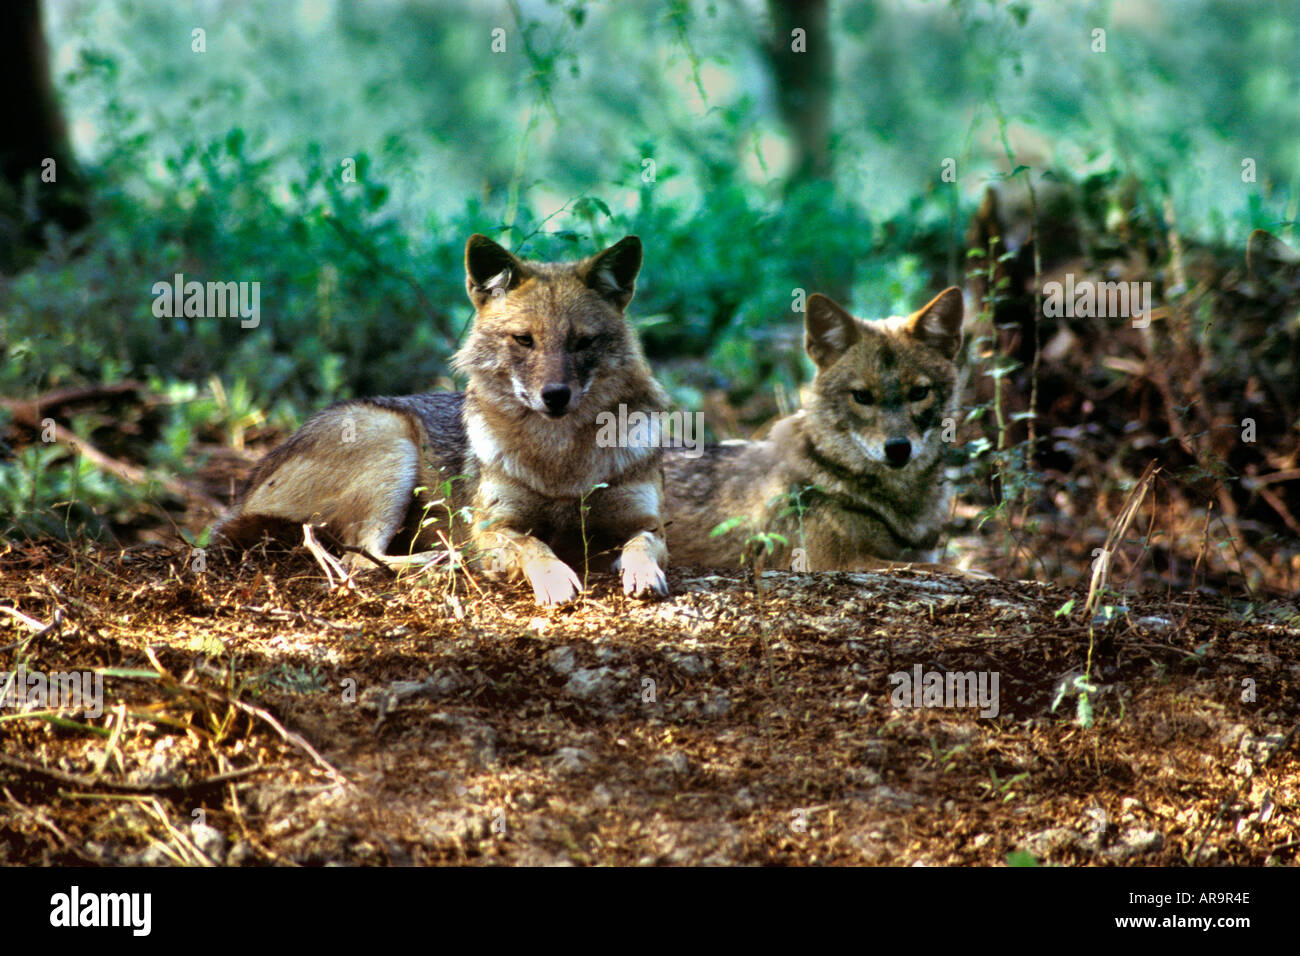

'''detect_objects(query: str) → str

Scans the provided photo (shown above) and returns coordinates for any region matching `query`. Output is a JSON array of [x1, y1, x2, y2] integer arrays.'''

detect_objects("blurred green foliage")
[[1, 0, 1297, 541]]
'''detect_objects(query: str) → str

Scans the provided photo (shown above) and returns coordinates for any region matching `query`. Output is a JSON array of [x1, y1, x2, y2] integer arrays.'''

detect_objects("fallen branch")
[[0, 751, 264, 795], [0, 605, 49, 631], [5, 413, 222, 513], [142, 645, 351, 789], [1, 381, 144, 419]]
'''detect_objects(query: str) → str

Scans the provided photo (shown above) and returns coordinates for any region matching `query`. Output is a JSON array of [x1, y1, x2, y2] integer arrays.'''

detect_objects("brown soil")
[[1, 541, 1296, 866]]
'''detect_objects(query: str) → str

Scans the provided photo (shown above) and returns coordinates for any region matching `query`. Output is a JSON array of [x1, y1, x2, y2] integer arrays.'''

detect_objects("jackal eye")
[[851, 389, 875, 406], [907, 385, 931, 402], [573, 335, 596, 351], [512, 334, 534, 348]]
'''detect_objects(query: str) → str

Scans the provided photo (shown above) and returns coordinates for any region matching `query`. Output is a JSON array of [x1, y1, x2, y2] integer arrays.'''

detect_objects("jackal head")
[[454, 233, 645, 420], [803, 288, 963, 473]]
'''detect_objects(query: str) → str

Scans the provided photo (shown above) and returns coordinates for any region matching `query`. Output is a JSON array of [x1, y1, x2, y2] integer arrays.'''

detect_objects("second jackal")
[[664, 287, 964, 571]]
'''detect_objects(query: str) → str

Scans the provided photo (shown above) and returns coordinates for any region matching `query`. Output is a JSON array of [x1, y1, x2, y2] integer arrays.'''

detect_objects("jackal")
[[214, 234, 671, 605], [664, 288, 963, 571]]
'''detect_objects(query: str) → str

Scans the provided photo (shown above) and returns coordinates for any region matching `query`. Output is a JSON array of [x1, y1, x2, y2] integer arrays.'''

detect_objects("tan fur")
[[213, 234, 672, 605], [665, 287, 964, 571]]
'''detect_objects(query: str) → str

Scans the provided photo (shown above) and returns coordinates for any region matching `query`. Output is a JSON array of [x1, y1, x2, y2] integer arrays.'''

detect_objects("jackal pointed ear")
[[582, 236, 642, 309], [805, 293, 861, 368], [905, 287, 963, 359], [466, 234, 525, 308]]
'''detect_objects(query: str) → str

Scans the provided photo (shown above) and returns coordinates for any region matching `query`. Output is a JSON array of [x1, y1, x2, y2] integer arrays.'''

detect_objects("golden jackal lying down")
[[214, 234, 671, 606], [664, 287, 964, 571]]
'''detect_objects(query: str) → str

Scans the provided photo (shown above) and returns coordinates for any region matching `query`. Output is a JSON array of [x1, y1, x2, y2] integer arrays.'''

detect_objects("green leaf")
[[1076, 693, 1094, 728], [710, 516, 746, 538], [95, 668, 161, 679]]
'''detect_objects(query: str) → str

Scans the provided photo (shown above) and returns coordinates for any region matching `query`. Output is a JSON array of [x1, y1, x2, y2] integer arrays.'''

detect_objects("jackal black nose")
[[541, 385, 571, 415], [885, 438, 912, 468]]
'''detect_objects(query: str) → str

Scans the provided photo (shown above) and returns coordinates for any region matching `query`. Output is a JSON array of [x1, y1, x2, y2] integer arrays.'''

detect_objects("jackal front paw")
[[612, 551, 669, 599], [523, 557, 583, 606]]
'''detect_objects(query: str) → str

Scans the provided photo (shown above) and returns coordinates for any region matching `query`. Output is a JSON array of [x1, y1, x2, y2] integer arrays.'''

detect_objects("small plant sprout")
[[1050, 672, 1100, 728], [579, 481, 609, 594], [410, 471, 481, 596]]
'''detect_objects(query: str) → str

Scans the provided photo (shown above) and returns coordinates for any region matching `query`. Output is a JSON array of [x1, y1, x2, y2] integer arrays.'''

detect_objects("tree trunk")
[[0, 0, 90, 272], [763, 0, 834, 189]]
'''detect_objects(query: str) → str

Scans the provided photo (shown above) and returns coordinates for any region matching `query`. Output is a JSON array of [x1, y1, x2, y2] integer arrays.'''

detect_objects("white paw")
[[613, 551, 668, 599], [523, 558, 582, 606]]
